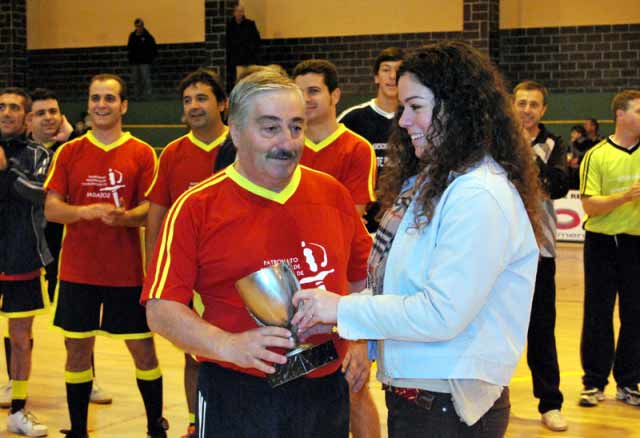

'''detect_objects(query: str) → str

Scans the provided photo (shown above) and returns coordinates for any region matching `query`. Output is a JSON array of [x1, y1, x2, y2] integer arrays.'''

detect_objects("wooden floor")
[[1, 243, 639, 437]]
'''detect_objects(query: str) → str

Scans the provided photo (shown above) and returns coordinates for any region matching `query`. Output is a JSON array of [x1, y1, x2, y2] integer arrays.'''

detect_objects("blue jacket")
[[337, 156, 539, 386]]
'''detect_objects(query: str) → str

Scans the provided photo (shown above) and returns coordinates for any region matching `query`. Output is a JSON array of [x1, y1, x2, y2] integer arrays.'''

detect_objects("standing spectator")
[[568, 125, 589, 189], [338, 47, 405, 232], [578, 90, 640, 408], [127, 18, 157, 99], [584, 118, 603, 144], [513, 80, 569, 431], [226, 3, 261, 90]]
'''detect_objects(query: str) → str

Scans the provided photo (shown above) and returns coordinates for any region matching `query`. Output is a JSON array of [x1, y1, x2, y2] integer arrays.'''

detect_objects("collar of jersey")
[[225, 164, 301, 205], [87, 131, 131, 152], [305, 123, 346, 152], [188, 127, 228, 152], [370, 99, 395, 120]]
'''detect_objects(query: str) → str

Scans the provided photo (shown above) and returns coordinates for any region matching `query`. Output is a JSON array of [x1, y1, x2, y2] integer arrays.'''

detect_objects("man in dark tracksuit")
[[0, 87, 52, 436], [514, 81, 569, 432]]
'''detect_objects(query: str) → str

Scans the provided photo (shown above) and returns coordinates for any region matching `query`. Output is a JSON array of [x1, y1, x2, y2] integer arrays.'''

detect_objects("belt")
[[382, 384, 450, 411]]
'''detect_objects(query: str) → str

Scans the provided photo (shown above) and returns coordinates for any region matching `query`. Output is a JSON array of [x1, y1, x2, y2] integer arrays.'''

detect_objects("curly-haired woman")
[[292, 40, 542, 438]]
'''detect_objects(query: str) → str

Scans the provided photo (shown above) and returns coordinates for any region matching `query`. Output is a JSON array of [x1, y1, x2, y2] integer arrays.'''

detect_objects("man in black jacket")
[[226, 4, 261, 91], [127, 18, 157, 99], [0, 87, 50, 436], [514, 80, 570, 432]]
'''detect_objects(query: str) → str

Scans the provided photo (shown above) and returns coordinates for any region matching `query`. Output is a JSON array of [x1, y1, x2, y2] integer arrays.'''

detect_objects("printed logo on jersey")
[[262, 241, 336, 290], [83, 168, 126, 206]]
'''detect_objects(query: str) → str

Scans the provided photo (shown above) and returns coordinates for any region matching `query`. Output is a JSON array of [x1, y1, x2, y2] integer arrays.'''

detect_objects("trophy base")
[[268, 340, 339, 388]]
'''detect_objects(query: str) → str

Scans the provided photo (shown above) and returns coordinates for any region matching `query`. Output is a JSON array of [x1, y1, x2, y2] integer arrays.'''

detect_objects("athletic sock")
[[10, 379, 27, 413], [136, 367, 163, 430], [65, 369, 93, 435]]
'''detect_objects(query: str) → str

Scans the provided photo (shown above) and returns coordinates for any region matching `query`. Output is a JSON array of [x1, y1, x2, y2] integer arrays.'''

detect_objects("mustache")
[[266, 149, 297, 160]]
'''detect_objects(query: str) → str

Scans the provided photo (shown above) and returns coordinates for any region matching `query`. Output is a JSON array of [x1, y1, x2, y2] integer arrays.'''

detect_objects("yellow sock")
[[12, 380, 27, 400], [135, 366, 162, 381], [65, 369, 93, 384]]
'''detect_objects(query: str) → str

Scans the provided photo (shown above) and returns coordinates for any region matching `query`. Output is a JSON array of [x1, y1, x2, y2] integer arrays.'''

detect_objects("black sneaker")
[[60, 429, 89, 438], [147, 417, 169, 438]]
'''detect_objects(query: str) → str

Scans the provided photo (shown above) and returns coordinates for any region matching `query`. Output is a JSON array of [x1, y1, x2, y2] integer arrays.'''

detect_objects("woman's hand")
[[291, 288, 341, 331]]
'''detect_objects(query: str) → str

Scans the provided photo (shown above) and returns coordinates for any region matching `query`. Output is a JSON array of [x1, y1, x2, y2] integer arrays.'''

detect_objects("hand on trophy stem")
[[219, 326, 294, 374], [291, 288, 341, 331]]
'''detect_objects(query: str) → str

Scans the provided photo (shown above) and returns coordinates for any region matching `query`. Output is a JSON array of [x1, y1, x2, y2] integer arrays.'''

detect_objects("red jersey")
[[145, 129, 229, 207], [299, 123, 377, 205], [142, 164, 372, 378], [44, 132, 157, 287]]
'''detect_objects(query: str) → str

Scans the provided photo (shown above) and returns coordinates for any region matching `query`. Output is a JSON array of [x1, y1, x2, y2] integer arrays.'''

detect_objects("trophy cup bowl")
[[235, 262, 338, 387]]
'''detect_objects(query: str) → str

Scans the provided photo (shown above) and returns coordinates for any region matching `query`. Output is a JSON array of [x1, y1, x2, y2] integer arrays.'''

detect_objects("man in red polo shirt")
[[143, 70, 372, 437], [292, 59, 377, 218], [145, 68, 231, 438], [45, 74, 167, 438]]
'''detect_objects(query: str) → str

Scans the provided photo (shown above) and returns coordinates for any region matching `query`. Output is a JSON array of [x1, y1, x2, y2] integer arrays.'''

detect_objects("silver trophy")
[[235, 262, 338, 387]]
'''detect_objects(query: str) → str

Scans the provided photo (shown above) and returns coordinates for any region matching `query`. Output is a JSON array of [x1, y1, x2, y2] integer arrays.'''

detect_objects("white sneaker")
[[541, 409, 568, 431], [616, 386, 640, 406], [579, 387, 605, 407], [0, 382, 11, 409], [90, 381, 112, 404], [7, 409, 48, 437]]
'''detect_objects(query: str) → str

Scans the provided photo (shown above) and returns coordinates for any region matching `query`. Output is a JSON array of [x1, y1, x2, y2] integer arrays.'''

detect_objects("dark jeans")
[[527, 257, 563, 413], [131, 64, 152, 97], [196, 362, 349, 438], [581, 232, 640, 389], [386, 387, 510, 438]]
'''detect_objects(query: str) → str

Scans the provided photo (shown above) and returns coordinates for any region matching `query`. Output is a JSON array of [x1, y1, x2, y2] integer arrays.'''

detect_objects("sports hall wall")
[[13, 0, 640, 146]]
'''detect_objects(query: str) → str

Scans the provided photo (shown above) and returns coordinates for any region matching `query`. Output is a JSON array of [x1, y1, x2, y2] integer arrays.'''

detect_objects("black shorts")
[[196, 362, 349, 438], [0, 276, 49, 318], [53, 280, 151, 339]]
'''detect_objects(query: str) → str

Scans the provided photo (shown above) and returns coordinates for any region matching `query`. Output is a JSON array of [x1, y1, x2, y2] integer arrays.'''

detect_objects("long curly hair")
[[378, 40, 541, 238]]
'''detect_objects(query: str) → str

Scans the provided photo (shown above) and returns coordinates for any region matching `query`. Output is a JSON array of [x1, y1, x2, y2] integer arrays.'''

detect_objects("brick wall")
[[0, 0, 27, 88], [500, 23, 640, 92], [27, 43, 207, 99], [23, 23, 640, 100], [260, 32, 463, 96]]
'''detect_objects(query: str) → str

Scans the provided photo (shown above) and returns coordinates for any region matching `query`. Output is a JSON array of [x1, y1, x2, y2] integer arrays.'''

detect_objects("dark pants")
[[131, 64, 152, 97], [196, 362, 349, 438], [581, 231, 640, 389], [386, 387, 510, 438], [527, 257, 563, 413]]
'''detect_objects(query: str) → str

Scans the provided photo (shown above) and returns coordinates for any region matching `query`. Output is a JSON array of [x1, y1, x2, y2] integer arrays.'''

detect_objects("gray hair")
[[228, 69, 303, 129]]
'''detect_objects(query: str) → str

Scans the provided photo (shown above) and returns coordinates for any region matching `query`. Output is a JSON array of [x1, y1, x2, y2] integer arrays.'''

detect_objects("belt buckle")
[[415, 391, 434, 410]]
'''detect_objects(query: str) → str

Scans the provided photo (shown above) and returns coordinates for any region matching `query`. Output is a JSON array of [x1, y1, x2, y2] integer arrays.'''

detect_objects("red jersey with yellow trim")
[[299, 123, 377, 205], [44, 131, 156, 287], [142, 164, 372, 378], [145, 129, 229, 207]]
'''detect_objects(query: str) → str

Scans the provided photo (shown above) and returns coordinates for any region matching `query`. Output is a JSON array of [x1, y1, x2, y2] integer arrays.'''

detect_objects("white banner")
[[554, 190, 585, 242]]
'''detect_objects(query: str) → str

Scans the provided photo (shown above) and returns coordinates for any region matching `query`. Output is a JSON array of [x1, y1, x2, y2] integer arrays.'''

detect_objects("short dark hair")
[[570, 125, 587, 136], [292, 59, 339, 92], [513, 80, 548, 105], [134, 18, 144, 26], [30, 88, 58, 104], [89, 73, 128, 101], [373, 47, 405, 75], [178, 69, 227, 103], [585, 117, 599, 132], [0, 87, 32, 112], [611, 90, 640, 122]]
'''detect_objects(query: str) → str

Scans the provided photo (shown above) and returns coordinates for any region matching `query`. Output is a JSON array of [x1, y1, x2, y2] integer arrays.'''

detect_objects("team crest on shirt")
[[83, 168, 126, 206], [263, 241, 335, 290]]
